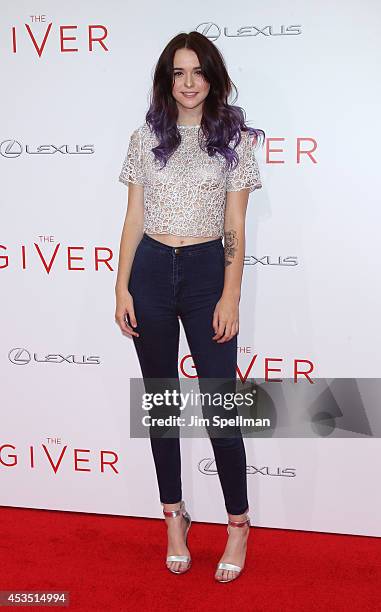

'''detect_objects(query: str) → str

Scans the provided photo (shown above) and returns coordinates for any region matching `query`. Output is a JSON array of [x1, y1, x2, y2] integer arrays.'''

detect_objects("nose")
[[184, 74, 194, 88]]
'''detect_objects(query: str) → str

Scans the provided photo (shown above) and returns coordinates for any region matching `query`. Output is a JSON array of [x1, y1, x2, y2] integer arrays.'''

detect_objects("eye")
[[173, 69, 204, 78]]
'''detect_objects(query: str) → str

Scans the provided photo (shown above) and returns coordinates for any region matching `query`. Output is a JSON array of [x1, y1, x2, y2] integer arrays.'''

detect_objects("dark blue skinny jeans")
[[128, 232, 249, 515]]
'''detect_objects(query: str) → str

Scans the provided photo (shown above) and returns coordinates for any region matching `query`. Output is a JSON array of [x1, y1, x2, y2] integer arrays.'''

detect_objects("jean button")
[[174, 248, 180, 254]]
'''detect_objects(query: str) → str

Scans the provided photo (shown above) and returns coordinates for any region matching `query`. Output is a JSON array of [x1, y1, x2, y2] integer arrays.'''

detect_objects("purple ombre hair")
[[145, 31, 265, 171]]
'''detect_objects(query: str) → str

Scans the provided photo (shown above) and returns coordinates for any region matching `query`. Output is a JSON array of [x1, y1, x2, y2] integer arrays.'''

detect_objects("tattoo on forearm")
[[224, 229, 238, 267]]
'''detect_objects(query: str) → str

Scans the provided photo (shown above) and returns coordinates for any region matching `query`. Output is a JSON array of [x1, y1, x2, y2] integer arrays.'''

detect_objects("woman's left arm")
[[212, 189, 250, 343]]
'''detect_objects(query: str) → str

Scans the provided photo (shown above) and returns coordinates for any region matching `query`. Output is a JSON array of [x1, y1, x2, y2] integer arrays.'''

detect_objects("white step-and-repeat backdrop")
[[1, 2, 380, 537]]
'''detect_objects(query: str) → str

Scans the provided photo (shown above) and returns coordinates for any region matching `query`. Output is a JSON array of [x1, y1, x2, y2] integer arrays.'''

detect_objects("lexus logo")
[[0, 140, 23, 158], [8, 348, 101, 365], [0, 140, 95, 157], [195, 23, 221, 41], [198, 458, 296, 477], [195, 23, 302, 40], [198, 458, 218, 474], [8, 348, 31, 365]]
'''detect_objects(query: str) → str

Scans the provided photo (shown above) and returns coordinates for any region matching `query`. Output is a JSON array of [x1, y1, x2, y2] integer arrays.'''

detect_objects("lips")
[[182, 92, 198, 97]]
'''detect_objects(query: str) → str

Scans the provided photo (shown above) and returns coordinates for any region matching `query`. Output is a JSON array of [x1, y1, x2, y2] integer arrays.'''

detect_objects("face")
[[172, 48, 210, 116]]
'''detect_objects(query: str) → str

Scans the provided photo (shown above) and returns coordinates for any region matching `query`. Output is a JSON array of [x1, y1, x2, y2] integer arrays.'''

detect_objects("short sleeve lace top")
[[118, 123, 262, 238]]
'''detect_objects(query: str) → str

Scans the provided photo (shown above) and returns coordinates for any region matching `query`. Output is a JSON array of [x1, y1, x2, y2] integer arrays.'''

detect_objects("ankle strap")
[[228, 510, 250, 528], [162, 500, 184, 518]]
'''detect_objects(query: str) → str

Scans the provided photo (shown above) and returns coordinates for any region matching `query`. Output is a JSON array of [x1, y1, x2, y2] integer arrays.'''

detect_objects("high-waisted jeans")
[[128, 231, 249, 515]]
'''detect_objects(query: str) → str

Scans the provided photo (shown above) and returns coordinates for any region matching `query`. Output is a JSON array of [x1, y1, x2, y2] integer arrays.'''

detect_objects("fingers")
[[212, 317, 225, 341], [129, 311, 138, 328], [123, 322, 140, 338], [212, 311, 223, 340], [212, 310, 220, 335], [215, 321, 233, 343], [124, 310, 140, 337], [212, 318, 239, 343], [115, 310, 140, 338]]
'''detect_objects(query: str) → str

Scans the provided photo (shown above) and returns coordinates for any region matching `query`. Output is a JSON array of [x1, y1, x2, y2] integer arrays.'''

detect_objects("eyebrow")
[[173, 66, 202, 70]]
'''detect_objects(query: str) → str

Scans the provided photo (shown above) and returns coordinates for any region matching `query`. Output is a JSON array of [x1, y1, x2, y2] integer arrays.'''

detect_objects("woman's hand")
[[212, 293, 240, 343], [115, 287, 140, 338]]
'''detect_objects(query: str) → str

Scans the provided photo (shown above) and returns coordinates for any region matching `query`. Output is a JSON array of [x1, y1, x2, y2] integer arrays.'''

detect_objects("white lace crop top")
[[118, 122, 262, 238]]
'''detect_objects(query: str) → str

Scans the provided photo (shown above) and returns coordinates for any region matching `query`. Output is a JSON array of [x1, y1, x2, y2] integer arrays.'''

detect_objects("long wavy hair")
[[145, 31, 265, 171]]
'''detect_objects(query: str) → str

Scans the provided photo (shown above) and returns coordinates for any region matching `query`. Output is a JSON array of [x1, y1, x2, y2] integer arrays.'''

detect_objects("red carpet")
[[1, 507, 380, 611]]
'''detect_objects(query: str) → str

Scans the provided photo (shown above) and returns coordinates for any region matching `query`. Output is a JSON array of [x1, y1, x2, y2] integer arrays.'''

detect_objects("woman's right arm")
[[114, 182, 144, 337]]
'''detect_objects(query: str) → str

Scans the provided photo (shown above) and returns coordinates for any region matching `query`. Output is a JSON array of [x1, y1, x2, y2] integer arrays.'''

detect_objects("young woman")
[[115, 31, 264, 583]]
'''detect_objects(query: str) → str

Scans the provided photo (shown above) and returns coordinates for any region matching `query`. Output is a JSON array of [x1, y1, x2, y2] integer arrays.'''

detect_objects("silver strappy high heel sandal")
[[163, 500, 192, 574], [215, 511, 251, 583]]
